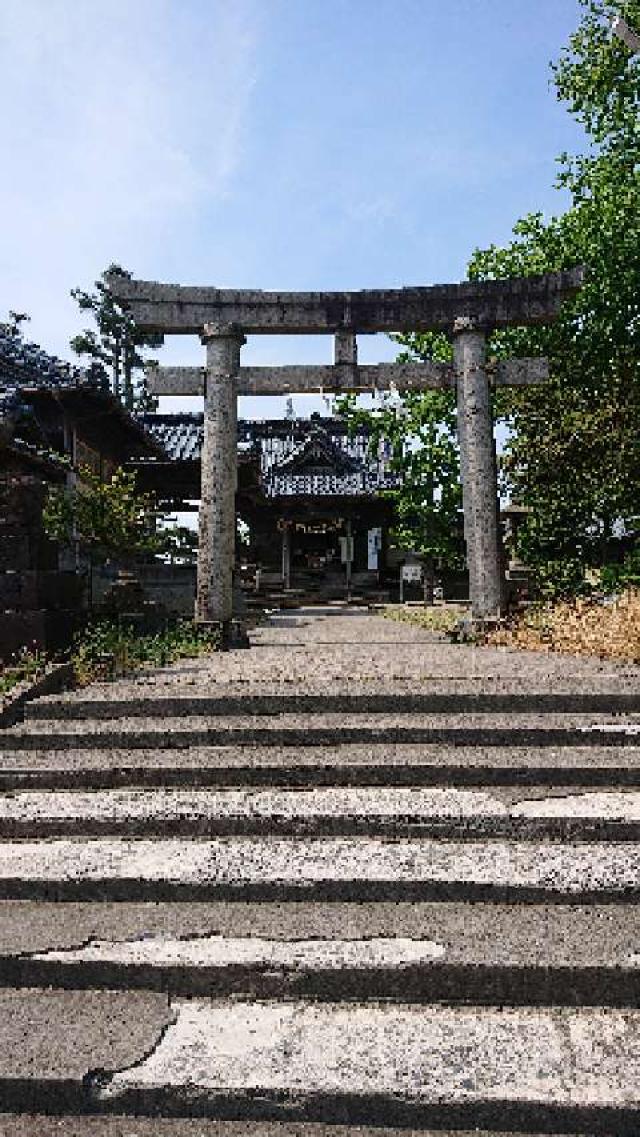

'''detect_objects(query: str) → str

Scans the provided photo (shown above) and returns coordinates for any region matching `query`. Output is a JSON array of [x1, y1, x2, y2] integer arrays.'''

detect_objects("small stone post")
[[196, 326, 245, 640], [453, 317, 504, 621], [281, 523, 291, 590]]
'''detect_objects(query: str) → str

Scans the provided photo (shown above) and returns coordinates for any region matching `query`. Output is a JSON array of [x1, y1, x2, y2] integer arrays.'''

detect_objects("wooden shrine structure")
[[132, 413, 405, 600], [108, 269, 583, 637]]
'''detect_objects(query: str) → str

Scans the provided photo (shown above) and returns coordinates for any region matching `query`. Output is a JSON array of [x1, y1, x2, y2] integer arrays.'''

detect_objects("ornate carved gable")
[[272, 428, 361, 477]]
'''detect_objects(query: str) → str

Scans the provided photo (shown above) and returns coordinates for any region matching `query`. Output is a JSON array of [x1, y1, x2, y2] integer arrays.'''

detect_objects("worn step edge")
[[0, 837, 638, 903], [1, 754, 640, 791], [4, 816, 640, 841], [25, 691, 640, 720], [2, 898, 635, 961], [5, 723, 640, 751], [0, 1119, 589, 1137], [1, 998, 640, 1132], [0, 1079, 634, 1134], [2, 935, 639, 1006], [83, 998, 640, 1134], [5, 781, 640, 840], [2, 744, 640, 790]]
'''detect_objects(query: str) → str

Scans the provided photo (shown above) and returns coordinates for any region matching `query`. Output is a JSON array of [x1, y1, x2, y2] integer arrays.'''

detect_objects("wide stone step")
[[2, 743, 640, 790], [1, 900, 638, 1005], [1, 992, 638, 1131], [25, 690, 640, 720], [0, 836, 638, 902], [4, 711, 640, 750], [3, 785, 640, 839], [0, 1122, 573, 1137]]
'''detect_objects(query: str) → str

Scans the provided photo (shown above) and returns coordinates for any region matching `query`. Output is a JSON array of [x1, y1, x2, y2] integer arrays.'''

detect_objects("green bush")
[[0, 647, 47, 696], [600, 547, 640, 594], [72, 618, 221, 685]]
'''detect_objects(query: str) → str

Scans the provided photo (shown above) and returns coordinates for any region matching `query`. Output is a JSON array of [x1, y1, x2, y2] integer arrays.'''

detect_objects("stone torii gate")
[[108, 269, 582, 637]]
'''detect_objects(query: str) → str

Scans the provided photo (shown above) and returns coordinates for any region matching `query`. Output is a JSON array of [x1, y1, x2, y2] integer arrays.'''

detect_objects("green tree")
[[1, 310, 30, 339], [344, 0, 639, 600], [467, 0, 640, 595], [338, 332, 463, 602], [70, 264, 162, 412], [157, 524, 199, 566], [43, 465, 162, 604]]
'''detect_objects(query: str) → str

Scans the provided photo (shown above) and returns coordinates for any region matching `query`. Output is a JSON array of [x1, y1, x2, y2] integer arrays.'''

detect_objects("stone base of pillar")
[[196, 617, 250, 651], [451, 614, 508, 643]]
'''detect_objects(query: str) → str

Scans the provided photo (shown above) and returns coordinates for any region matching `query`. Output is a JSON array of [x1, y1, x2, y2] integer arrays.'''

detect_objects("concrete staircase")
[[1, 631, 640, 1134]]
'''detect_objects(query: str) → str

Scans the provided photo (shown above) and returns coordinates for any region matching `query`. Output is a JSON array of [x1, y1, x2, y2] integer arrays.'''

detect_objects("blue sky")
[[0, 0, 586, 420]]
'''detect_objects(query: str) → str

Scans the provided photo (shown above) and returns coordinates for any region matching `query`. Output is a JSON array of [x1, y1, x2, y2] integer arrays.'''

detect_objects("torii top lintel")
[[106, 268, 584, 336]]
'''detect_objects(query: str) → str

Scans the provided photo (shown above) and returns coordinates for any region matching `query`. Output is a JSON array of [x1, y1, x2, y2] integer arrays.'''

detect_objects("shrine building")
[[132, 411, 427, 602]]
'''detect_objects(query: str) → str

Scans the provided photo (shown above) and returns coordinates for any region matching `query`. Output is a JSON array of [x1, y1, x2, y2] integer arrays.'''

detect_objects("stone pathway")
[[1, 606, 640, 1135]]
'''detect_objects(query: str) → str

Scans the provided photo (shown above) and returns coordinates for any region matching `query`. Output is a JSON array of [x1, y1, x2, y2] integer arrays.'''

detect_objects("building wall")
[[92, 563, 196, 616], [0, 466, 84, 660]]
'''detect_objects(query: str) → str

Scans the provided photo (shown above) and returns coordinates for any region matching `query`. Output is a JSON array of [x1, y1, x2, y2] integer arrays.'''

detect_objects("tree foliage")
[[467, 0, 640, 594], [157, 524, 199, 565], [342, 0, 639, 599], [70, 264, 162, 413], [43, 465, 161, 561], [0, 310, 30, 339], [337, 346, 463, 588]]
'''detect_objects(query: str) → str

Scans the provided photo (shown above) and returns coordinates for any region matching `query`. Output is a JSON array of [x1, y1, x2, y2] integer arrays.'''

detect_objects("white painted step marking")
[[33, 935, 446, 968], [3, 786, 640, 822], [0, 788, 509, 822], [99, 999, 640, 1107], [0, 838, 638, 892], [581, 723, 640, 734], [513, 791, 640, 819]]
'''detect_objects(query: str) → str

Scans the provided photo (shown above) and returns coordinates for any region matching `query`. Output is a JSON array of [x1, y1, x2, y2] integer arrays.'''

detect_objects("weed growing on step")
[[72, 619, 221, 685], [383, 604, 468, 636], [0, 646, 46, 696]]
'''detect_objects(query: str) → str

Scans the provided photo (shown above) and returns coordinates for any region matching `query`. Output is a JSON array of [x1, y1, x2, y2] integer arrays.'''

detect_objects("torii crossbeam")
[[108, 269, 582, 637]]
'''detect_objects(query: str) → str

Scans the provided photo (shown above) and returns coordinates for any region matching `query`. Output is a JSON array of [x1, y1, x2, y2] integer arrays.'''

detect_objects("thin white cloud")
[[0, 0, 261, 352]]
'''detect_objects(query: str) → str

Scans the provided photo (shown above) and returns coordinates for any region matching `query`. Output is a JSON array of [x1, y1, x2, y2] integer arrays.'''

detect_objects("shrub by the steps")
[[72, 618, 221, 685], [0, 645, 46, 696]]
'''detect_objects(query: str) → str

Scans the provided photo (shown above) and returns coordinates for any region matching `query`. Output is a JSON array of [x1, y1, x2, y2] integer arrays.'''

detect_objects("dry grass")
[[383, 604, 468, 636], [486, 589, 640, 663]]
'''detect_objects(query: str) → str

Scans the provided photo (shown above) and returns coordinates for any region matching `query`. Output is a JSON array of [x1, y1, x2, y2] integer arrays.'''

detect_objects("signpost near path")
[[107, 269, 583, 643]]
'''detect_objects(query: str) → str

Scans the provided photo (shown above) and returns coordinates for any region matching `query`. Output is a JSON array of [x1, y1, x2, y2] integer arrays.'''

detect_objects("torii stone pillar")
[[453, 317, 504, 620], [196, 326, 245, 636], [111, 269, 583, 633]]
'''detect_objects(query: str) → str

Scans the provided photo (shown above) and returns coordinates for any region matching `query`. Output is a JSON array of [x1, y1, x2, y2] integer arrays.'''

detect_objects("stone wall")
[[92, 563, 197, 617], [0, 472, 84, 661]]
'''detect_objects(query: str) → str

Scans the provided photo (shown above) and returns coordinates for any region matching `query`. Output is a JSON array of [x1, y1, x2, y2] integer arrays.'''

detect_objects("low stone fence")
[[0, 661, 75, 727], [92, 563, 196, 616]]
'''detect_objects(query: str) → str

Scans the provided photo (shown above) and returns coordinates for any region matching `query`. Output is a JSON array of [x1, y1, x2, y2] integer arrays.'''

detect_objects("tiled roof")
[[136, 412, 204, 462], [0, 329, 160, 460], [137, 413, 398, 498], [0, 326, 92, 392]]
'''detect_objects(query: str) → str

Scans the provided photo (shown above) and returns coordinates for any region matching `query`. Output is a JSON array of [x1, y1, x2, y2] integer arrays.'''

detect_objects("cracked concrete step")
[[2, 743, 640, 791], [2, 993, 638, 1132], [1, 900, 639, 1005], [25, 690, 640, 720], [0, 1124, 594, 1137], [0, 836, 638, 902], [0, 1123, 584, 1137], [4, 785, 640, 839], [4, 711, 640, 751]]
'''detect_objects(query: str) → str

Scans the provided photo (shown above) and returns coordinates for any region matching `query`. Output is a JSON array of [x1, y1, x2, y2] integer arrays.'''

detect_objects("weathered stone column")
[[281, 523, 291, 590], [453, 317, 504, 620], [196, 325, 245, 637]]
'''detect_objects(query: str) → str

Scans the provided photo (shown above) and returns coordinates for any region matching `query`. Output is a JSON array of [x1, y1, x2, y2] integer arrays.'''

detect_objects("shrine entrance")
[[285, 519, 343, 577], [108, 269, 582, 638]]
